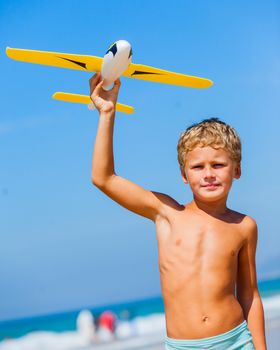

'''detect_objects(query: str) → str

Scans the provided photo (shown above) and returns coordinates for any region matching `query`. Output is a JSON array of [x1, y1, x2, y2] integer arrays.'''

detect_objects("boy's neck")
[[189, 197, 230, 218]]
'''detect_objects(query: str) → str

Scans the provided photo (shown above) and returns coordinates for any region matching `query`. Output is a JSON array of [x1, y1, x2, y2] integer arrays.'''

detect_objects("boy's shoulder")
[[229, 209, 258, 241], [213, 208, 258, 242], [227, 208, 256, 224], [240, 214, 258, 242], [241, 214, 257, 227]]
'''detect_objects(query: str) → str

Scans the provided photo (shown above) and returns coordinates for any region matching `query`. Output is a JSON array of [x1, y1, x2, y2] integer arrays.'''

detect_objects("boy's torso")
[[156, 202, 246, 339]]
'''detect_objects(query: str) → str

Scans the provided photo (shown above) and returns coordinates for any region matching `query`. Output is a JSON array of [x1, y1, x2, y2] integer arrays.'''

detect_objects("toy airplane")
[[6, 40, 213, 114]]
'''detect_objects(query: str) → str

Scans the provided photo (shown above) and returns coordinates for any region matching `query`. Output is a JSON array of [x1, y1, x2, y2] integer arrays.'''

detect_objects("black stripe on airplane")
[[131, 70, 161, 76], [57, 56, 87, 69]]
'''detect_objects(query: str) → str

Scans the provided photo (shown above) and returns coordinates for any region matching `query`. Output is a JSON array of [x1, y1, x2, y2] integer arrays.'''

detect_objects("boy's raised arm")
[[90, 73, 178, 221]]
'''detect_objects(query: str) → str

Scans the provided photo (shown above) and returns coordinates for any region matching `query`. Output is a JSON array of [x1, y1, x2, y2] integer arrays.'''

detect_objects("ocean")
[[0, 277, 280, 349], [0, 296, 164, 341]]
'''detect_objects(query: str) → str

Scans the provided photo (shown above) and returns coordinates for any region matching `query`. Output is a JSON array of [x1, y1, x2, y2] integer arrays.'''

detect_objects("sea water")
[[0, 296, 165, 341], [0, 277, 279, 348]]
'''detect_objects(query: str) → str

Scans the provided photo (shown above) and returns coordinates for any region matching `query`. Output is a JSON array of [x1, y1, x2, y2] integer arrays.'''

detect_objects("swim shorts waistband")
[[165, 320, 249, 347]]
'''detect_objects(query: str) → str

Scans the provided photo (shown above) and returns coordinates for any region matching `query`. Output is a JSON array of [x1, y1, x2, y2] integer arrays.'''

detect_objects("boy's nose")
[[203, 166, 215, 179]]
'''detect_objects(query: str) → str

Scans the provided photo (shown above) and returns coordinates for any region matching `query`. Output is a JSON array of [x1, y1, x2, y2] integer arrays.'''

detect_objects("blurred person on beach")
[[89, 73, 267, 349], [95, 310, 116, 342], [76, 309, 97, 343]]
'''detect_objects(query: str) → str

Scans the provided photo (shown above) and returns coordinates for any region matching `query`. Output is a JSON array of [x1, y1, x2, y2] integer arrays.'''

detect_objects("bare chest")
[[156, 212, 245, 287]]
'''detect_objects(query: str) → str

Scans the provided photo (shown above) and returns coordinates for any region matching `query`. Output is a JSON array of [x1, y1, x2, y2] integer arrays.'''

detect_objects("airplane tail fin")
[[52, 92, 134, 114]]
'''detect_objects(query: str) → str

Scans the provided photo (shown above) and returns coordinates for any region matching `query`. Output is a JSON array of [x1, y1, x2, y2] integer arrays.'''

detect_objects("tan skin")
[[89, 73, 267, 348]]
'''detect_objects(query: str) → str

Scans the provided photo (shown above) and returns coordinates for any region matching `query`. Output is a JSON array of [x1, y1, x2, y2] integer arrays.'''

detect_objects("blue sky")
[[0, 0, 279, 321]]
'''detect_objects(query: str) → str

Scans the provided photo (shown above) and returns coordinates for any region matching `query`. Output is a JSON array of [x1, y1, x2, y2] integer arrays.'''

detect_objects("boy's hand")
[[89, 73, 121, 114]]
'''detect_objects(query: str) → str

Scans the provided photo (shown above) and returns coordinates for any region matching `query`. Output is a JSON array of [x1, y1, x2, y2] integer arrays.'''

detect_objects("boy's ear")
[[234, 163, 241, 179], [181, 169, 189, 184]]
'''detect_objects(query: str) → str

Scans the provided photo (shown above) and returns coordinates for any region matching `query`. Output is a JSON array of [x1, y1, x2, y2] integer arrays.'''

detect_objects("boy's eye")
[[213, 163, 225, 168], [192, 165, 203, 169]]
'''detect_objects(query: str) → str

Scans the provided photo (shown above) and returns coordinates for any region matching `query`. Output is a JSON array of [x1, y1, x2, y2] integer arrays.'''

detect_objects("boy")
[[89, 73, 267, 349]]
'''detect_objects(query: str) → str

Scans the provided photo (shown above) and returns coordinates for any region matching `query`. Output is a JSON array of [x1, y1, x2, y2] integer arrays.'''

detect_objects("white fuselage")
[[101, 40, 132, 90]]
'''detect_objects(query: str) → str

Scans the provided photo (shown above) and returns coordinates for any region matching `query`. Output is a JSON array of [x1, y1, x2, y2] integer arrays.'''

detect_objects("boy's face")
[[181, 146, 241, 203]]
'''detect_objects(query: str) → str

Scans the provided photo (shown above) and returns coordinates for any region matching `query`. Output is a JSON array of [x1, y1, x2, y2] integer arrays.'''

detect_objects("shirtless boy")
[[89, 73, 267, 349]]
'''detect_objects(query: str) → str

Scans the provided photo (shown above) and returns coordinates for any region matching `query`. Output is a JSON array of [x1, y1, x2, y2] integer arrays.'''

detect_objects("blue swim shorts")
[[165, 320, 255, 349]]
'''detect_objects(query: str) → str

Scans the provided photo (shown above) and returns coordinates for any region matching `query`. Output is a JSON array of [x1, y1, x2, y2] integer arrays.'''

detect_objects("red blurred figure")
[[97, 311, 117, 342]]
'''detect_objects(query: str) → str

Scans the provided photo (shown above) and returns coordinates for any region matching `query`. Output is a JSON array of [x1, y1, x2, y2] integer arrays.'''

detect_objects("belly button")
[[231, 250, 235, 256], [202, 316, 209, 322]]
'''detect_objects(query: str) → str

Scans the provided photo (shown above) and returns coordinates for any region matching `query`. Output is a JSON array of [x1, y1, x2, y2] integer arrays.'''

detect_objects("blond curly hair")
[[177, 118, 241, 171]]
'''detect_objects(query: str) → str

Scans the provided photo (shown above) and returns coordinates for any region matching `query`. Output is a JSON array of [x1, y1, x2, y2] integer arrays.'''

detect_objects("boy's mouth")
[[201, 183, 220, 189]]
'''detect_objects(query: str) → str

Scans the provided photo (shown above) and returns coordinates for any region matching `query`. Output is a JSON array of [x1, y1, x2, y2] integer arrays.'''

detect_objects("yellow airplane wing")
[[123, 63, 212, 88], [6, 47, 213, 88], [53, 92, 134, 114], [6, 47, 102, 72]]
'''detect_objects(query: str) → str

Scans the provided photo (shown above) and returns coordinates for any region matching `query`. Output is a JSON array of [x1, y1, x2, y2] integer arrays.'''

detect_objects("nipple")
[[175, 239, 182, 246]]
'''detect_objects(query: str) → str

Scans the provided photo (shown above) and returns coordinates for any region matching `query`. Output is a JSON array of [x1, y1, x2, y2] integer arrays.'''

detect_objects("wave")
[[0, 313, 166, 350]]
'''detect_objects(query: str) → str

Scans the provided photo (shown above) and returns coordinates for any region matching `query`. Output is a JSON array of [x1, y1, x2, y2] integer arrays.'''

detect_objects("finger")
[[90, 79, 104, 102], [89, 74, 97, 94], [94, 79, 104, 96], [88, 101, 95, 110], [112, 78, 121, 92], [115, 78, 121, 87], [89, 72, 99, 85], [89, 72, 101, 92]]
